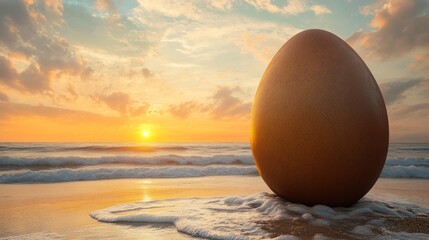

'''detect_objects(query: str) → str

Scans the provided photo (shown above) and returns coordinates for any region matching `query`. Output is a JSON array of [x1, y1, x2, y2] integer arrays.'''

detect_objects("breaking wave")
[[0, 165, 258, 183], [0, 154, 254, 167], [0, 142, 428, 183]]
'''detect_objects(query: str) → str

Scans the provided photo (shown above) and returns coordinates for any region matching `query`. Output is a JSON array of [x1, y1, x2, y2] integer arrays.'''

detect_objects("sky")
[[0, 0, 428, 142]]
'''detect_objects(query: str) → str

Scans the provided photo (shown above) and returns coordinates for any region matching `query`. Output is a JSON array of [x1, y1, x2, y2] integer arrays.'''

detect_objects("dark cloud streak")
[[380, 78, 423, 105]]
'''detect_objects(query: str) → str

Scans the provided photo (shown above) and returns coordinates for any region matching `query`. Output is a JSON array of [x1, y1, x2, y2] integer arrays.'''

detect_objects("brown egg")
[[250, 29, 389, 207]]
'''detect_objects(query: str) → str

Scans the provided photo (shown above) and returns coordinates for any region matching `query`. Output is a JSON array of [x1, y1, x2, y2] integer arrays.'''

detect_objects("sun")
[[141, 130, 150, 138], [139, 124, 155, 141]]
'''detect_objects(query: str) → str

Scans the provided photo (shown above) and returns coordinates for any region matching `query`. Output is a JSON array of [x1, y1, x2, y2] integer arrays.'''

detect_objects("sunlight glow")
[[141, 130, 150, 138]]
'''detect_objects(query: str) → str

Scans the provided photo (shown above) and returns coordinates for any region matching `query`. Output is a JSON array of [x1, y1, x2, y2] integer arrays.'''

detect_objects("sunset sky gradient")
[[0, 0, 428, 142]]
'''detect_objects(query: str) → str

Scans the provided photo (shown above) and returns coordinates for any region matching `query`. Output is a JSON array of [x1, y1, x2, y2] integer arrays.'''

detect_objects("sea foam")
[[91, 192, 429, 240]]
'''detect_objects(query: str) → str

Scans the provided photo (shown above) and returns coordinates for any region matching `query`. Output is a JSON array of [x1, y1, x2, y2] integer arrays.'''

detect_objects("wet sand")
[[0, 176, 270, 238], [0, 177, 428, 239]]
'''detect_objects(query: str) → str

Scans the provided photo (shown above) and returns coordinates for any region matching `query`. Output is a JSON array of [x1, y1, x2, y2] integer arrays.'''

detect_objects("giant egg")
[[250, 29, 389, 207]]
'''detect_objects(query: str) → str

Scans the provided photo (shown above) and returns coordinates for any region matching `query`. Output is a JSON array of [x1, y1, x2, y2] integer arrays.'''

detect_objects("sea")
[[1, 142, 429, 239], [0, 142, 428, 183]]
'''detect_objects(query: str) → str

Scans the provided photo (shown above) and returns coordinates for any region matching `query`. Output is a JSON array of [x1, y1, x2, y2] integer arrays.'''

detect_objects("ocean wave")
[[1, 155, 428, 183], [397, 147, 429, 151], [91, 192, 429, 239], [0, 143, 251, 154], [0, 154, 254, 167], [381, 165, 429, 178], [67, 145, 189, 152], [0, 164, 428, 183], [0, 166, 258, 183], [385, 158, 429, 167], [3, 155, 427, 168], [0, 145, 189, 153]]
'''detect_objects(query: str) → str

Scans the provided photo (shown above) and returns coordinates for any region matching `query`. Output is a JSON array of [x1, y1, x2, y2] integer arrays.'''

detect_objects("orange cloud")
[[0, 91, 9, 102], [94, 91, 150, 117], [210, 86, 252, 119], [244, 0, 331, 15], [95, 0, 116, 12], [168, 86, 252, 119], [348, 0, 429, 60], [168, 101, 203, 119]]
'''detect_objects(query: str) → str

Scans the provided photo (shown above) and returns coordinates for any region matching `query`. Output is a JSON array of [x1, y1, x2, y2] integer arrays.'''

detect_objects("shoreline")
[[1, 177, 428, 239]]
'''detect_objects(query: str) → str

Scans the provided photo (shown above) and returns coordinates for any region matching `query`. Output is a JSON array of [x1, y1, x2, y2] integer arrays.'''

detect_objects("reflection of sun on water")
[[140, 179, 153, 201]]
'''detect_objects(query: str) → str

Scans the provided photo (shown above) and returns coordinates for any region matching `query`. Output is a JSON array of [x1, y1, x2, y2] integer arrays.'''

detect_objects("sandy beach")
[[0, 176, 270, 239], [1, 176, 428, 239]]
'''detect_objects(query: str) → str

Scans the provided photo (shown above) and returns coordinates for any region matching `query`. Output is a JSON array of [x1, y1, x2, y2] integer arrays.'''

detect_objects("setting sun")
[[141, 130, 150, 138]]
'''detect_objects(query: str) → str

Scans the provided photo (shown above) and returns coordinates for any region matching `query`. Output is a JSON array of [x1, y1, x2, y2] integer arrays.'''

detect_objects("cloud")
[[209, 0, 234, 11], [133, 0, 303, 67], [134, 0, 330, 24], [244, 0, 303, 14], [0, 92, 9, 102], [142, 67, 154, 78], [94, 0, 121, 22], [38, 0, 64, 19], [409, 52, 429, 73], [348, 0, 429, 60], [95, 91, 150, 116], [168, 86, 251, 119], [379, 78, 423, 105], [310, 5, 332, 15], [379, 78, 429, 142], [388, 103, 429, 142], [129, 104, 151, 117], [210, 86, 252, 119], [65, 2, 161, 60], [95, 0, 117, 12], [0, 0, 90, 93], [0, 101, 120, 123], [162, 17, 301, 64], [126, 67, 155, 79], [97, 92, 130, 114], [244, 0, 331, 15], [0, 55, 18, 86], [238, 30, 294, 62], [67, 84, 78, 100], [135, 0, 203, 20], [168, 101, 203, 119], [359, 0, 385, 16]]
